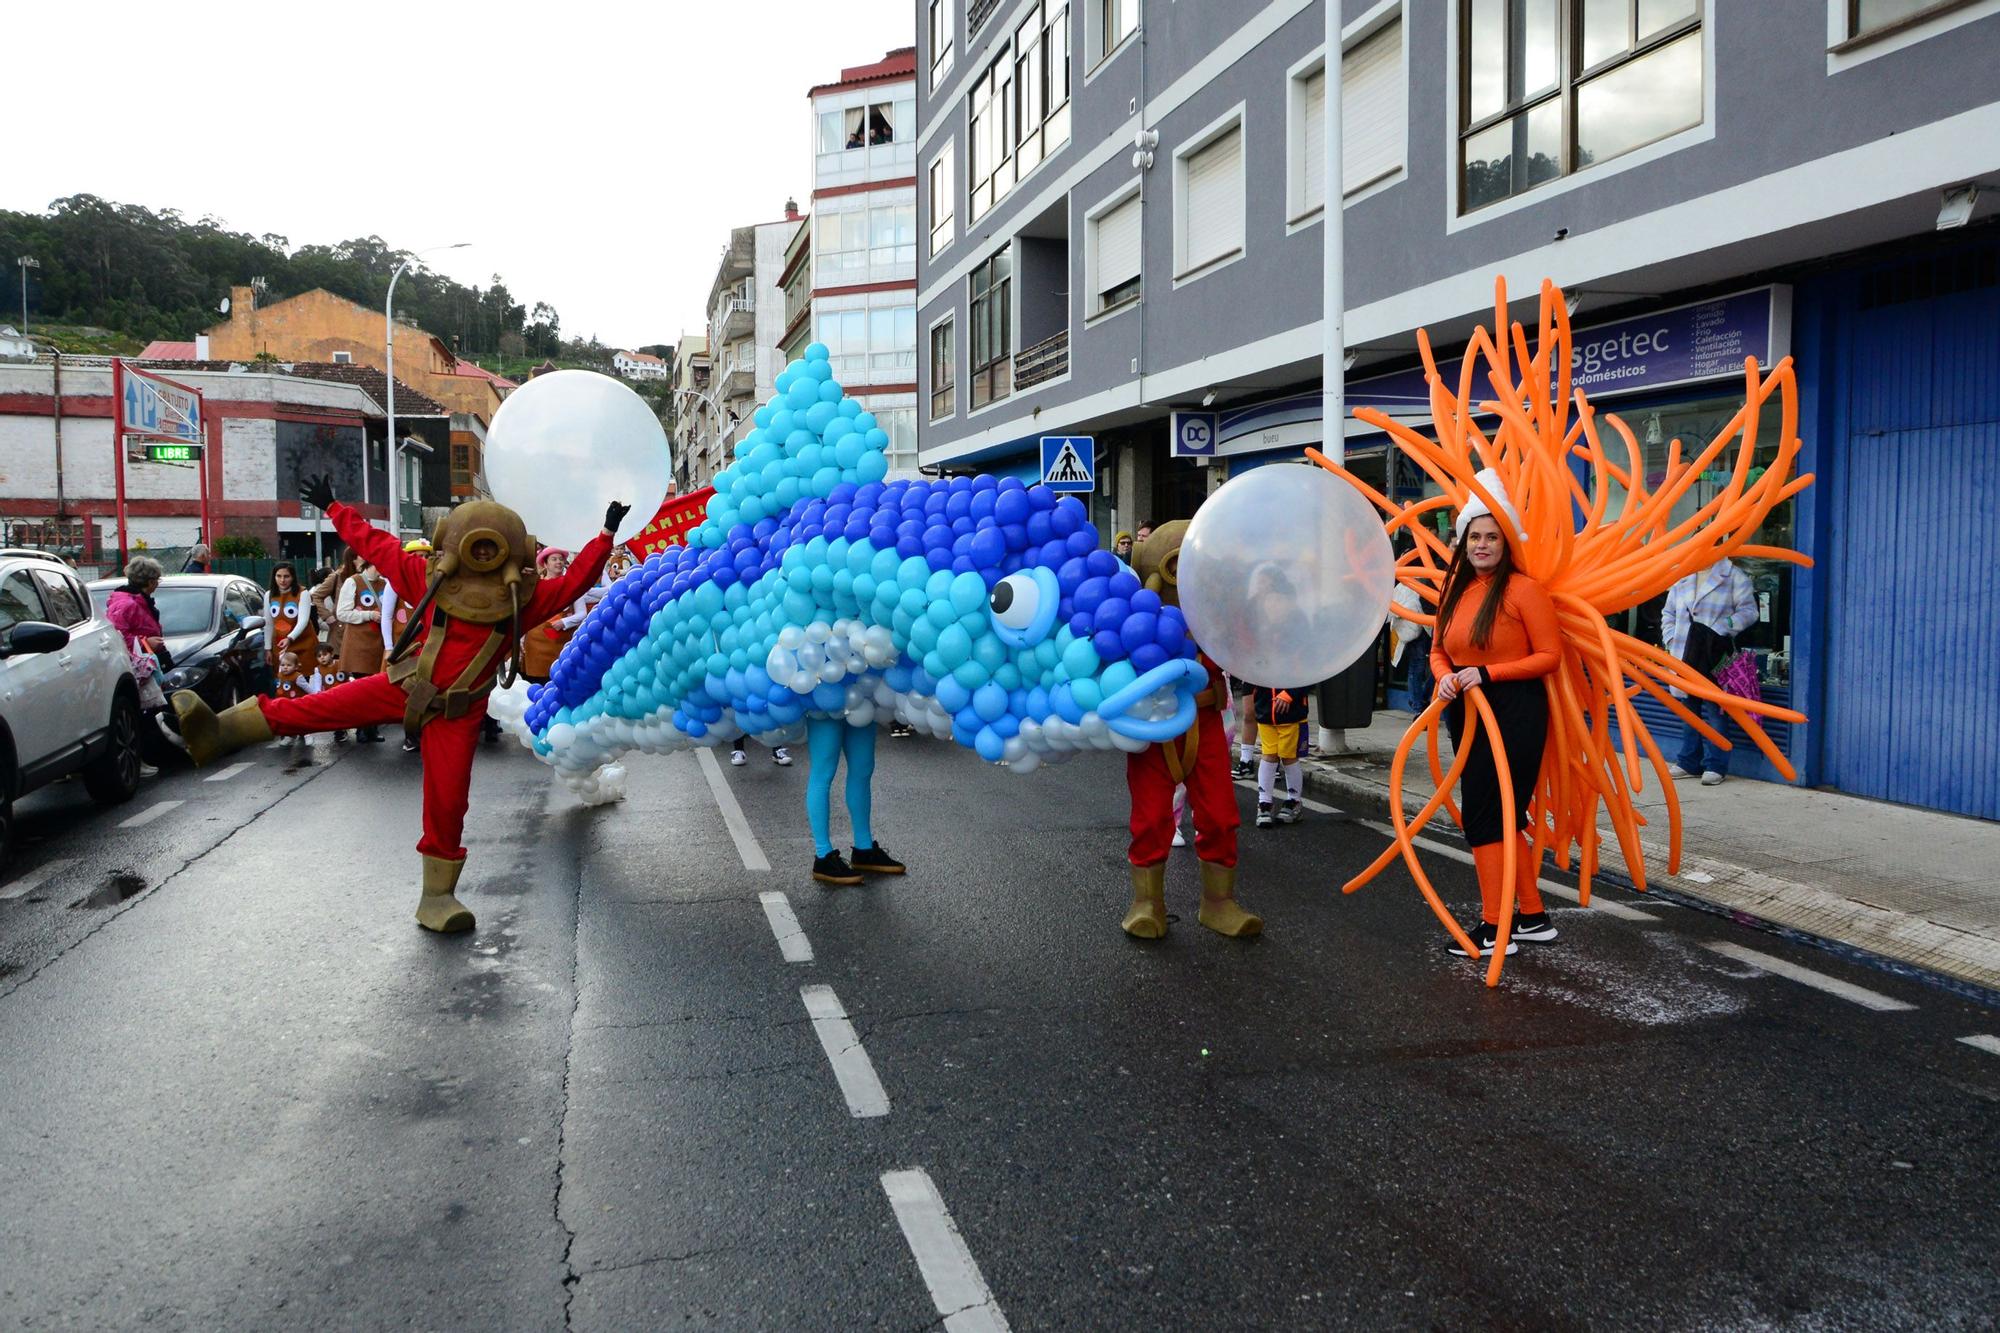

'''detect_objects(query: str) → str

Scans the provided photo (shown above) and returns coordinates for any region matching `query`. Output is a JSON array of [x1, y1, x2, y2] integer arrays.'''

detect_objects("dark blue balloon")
[[999, 523, 1028, 551], [1025, 512, 1053, 545], [1028, 485, 1056, 511], [1092, 597, 1130, 635], [1120, 612, 1158, 654], [945, 491, 972, 521], [1091, 629, 1126, 662], [1073, 576, 1109, 615], [1057, 557, 1088, 592], [969, 527, 1007, 568], [926, 546, 953, 569], [1063, 530, 1094, 558], [829, 482, 857, 505], [970, 490, 997, 521], [923, 523, 953, 551], [897, 533, 925, 559], [951, 555, 976, 574], [924, 492, 949, 516], [994, 488, 1031, 526], [1068, 612, 1091, 638], [1084, 549, 1118, 577], [971, 474, 997, 493], [1131, 588, 1163, 615], [1109, 569, 1141, 599], [1130, 643, 1169, 675]]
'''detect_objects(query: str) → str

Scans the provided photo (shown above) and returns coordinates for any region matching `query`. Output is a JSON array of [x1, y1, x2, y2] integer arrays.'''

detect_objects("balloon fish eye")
[[989, 572, 1040, 631]]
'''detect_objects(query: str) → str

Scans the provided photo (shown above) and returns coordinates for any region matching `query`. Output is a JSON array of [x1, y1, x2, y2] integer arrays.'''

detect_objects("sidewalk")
[[1296, 710, 2000, 998]]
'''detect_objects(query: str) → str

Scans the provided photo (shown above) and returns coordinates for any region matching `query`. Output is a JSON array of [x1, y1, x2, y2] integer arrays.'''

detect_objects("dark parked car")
[[88, 575, 269, 762]]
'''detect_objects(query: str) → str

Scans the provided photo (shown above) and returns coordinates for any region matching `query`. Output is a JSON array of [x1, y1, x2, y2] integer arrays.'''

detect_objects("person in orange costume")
[[1121, 521, 1259, 941], [1429, 471, 1561, 959], [171, 473, 624, 934]]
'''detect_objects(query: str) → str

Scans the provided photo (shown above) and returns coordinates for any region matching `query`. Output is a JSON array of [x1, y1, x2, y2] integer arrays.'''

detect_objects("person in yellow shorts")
[[1251, 683, 1309, 827]]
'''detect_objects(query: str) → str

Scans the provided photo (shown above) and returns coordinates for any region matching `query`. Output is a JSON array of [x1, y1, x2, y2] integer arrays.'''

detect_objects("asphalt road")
[[1, 726, 1996, 1330]]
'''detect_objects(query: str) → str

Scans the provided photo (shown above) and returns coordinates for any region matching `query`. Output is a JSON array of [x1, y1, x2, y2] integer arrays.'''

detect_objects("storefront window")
[[1590, 392, 1794, 689]]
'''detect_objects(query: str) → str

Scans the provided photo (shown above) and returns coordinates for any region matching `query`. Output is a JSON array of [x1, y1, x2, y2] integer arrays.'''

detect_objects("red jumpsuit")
[[258, 503, 611, 863], [1126, 651, 1240, 868]]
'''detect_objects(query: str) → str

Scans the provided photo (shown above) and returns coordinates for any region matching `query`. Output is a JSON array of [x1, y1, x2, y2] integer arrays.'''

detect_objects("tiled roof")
[[138, 340, 197, 359], [619, 350, 666, 365], [809, 47, 917, 96], [450, 360, 519, 389], [139, 360, 450, 415]]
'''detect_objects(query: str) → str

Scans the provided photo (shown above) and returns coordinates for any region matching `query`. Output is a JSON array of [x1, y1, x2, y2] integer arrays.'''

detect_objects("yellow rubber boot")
[[1122, 862, 1168, 939], [172, 693, 272, 768], [417, 855, 476, 934], [1197, 861, 1263, 938]]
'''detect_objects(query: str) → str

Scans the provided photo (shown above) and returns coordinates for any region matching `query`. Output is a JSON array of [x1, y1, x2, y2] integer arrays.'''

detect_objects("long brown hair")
[[1434, 518, 1515, 650]]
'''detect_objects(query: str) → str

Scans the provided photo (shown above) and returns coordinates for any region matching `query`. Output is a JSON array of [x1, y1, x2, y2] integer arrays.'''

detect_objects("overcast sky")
[[7, 1, 914, 350]]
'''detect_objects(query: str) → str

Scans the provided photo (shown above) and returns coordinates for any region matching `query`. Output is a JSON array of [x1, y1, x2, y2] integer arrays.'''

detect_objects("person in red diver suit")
[[1120, 520, 1260, 940], [171, 473, 625, 934]]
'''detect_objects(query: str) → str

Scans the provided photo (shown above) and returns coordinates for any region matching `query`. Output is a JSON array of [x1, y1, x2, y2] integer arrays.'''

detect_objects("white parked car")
[[0, 550, 143, 865]]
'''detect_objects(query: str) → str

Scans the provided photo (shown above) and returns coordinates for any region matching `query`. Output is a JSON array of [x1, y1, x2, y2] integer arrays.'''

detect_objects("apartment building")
[[668, 334, 712, 496], [697, 210, 801, 488], [793, 47, 923, 475], [916, 0, 2000, 819]]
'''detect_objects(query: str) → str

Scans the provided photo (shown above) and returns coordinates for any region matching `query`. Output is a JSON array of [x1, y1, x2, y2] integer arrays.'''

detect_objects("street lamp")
[[16, 256, 39, 334], [386, 242, 469, 536]]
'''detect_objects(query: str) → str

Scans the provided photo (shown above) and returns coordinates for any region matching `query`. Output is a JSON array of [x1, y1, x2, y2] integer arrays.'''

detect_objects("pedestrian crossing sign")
[[1040, 436, 1095, 492]]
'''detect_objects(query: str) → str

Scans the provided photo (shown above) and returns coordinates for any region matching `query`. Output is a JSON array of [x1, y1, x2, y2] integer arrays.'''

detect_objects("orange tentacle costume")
[[1310, 278, 1813, 985]]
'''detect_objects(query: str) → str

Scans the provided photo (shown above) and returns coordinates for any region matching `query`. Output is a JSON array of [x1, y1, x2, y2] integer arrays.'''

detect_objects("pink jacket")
[[106, 588, 163, 650]]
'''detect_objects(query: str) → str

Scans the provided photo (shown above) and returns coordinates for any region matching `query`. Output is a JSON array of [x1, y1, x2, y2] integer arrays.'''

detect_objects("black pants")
[[1444, 678, 1548, 848]]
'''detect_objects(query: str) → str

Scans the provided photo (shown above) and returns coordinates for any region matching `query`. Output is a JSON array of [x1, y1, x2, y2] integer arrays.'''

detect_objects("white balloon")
[[483, 370, 670, 549], [1177, 463, 1395, 688]]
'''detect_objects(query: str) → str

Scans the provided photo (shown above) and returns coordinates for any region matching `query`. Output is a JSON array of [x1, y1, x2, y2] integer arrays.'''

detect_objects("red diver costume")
[[171, 476, 618, 933], [1120, 521, 1260, 940]]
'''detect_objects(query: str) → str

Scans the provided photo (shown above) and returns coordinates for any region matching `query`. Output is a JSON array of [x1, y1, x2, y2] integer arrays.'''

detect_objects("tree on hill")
[[0, 194, 565, 358]]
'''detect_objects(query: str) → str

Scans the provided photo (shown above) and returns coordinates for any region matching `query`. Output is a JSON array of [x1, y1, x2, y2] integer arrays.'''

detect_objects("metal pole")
[[386, 259, 405, 538], [1322, 0, 1345, 466], [112, 359, 131, 565]]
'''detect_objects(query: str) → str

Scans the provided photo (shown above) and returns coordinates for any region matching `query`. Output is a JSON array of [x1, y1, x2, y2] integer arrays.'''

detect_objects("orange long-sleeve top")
[[1430, 572, 1562, 686]]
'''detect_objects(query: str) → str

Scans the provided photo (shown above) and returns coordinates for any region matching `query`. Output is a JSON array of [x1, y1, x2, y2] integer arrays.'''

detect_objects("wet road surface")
[[2, 729, 1996, 1329]]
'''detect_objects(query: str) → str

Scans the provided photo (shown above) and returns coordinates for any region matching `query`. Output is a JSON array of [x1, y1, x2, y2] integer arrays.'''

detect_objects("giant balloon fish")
[[512, 342, 1206, 796]]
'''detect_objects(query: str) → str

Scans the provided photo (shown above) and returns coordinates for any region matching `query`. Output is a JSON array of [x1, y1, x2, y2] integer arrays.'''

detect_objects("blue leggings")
[[806, 718, 877, 857]]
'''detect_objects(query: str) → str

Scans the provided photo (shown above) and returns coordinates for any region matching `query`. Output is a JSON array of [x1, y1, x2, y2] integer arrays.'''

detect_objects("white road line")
[[0, 857, 79, 902], [759, 891, 814, 964], [881, 1168, 1010, 1333], [203, 761, 254, 783], [1704, 942, 1917, 1012], [1358, 820, 1659, 921], [119, 800, 183, 829], [694, 747, 771, 872], [1957, 1035, 2000, 1057], [800, 984, 889, 1118]]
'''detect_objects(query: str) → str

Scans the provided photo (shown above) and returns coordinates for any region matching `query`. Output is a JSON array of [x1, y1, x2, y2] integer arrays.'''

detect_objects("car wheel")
[[83, 694, 143, 806]]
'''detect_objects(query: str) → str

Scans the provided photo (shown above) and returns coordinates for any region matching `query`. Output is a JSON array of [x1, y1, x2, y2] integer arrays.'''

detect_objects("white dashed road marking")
[[119, 800, 183, 829], [204, 761, 254, 783], [1704, 942, 1917, 1012], [801, 984, 889, 1118], [0, 857, 79, 901], [1957, 1035, 2000, 1057], [881, 1168, 1010, 1332], [695, 747, 771, 872], [758, 891, 813, 963]]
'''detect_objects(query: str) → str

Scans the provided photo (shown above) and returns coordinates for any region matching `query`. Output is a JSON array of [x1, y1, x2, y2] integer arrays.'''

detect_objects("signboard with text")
[[627, 486, 715, 559], [1170, 411, 1217, 460], [117, 360, 205, 458]]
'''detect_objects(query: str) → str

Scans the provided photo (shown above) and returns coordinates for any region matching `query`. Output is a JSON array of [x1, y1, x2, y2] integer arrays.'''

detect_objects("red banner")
[[627, 487, 714, 559]]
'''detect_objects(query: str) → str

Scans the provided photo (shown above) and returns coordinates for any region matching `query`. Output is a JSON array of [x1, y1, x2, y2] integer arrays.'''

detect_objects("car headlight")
[[163, 663, 212, 691]]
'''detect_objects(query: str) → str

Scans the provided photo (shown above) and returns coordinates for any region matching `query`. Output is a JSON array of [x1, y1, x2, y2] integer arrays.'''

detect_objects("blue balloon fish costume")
[[515, 342, 1207, 883]]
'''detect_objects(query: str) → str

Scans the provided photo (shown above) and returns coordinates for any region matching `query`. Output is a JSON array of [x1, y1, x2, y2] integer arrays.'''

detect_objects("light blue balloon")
[[949, 572, 987, 616], [834, 436, 866, 469], [804, 401, 839, 434], [818, 378, 843, 402], [974, 726, 1004, 761], [856, 452, 888, 484]]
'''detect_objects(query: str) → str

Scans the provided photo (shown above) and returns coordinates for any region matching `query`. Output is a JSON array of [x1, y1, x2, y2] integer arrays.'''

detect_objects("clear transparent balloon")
[[482, 370, 671, 550], [1177, 464, 1395, 688]]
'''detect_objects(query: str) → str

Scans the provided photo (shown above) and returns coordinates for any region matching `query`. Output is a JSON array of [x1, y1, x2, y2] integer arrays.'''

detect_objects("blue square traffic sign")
[[1040, 436, 1095, 492]]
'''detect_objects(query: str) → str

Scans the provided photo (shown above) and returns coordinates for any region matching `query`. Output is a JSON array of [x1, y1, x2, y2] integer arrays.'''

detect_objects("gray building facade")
[[915, 0, 2000, 818]]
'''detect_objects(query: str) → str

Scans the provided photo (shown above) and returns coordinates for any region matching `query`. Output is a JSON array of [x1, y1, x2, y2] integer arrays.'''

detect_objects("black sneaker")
[[813, 852, 864, 886], [889, 723, 914, 738], [1512, 911, 1559, 943], [1276, 798, 1302, 825], [1255, 802, 1274, 828], [851, 843, 905, 875], [1446, 922, 1519, 958]]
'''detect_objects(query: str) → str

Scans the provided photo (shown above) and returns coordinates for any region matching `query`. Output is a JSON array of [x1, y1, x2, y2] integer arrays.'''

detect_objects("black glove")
[[603, 500, 631, 534], [301, 474, 336, 512]]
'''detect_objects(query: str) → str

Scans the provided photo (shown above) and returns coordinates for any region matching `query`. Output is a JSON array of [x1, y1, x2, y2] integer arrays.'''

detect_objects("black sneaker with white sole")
[[1512, 911, 1559, 943], [1446, 922, 1518, 957], [1255, 802, 1274, 828]]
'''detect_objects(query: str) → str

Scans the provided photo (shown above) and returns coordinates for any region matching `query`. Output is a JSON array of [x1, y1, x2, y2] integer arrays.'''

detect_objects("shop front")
[[1215, 287, 1801, 780]]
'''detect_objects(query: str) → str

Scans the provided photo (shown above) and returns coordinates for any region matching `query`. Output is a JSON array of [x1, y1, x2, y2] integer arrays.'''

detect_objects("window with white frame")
[[968, 51, 1016, 222], [930, 318, 956, 421], [331, 350, 352, 363], [1175, 116, 1244, 280], [1459, 0, 1701, 213], [1012, 3, 1072, 178], [873, 405, 919, 473], [1087, 189, 1142, 315], [1093, 0, 1138, 67], [869, 203, 917, 269], [930, 0, 954, 88], [1290, 16, 1406, 224], [969, 246, 1012, 408], [929, 143, 956, 256], [817, 303, 916, 381]]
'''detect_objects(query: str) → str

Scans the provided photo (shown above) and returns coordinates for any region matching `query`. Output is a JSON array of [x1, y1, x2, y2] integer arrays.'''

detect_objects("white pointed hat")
[[1453, 467, 1524, 545]]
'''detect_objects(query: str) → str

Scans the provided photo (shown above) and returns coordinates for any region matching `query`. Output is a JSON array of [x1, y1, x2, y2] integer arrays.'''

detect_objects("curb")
[[1298, 758, 2000, 1012]]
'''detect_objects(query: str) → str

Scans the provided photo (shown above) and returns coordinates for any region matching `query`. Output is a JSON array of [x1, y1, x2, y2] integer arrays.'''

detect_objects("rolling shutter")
[[1182, 124, 1243, 275], [1343, 19, 1403, 194], [1095, 195, 1141, 303]]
